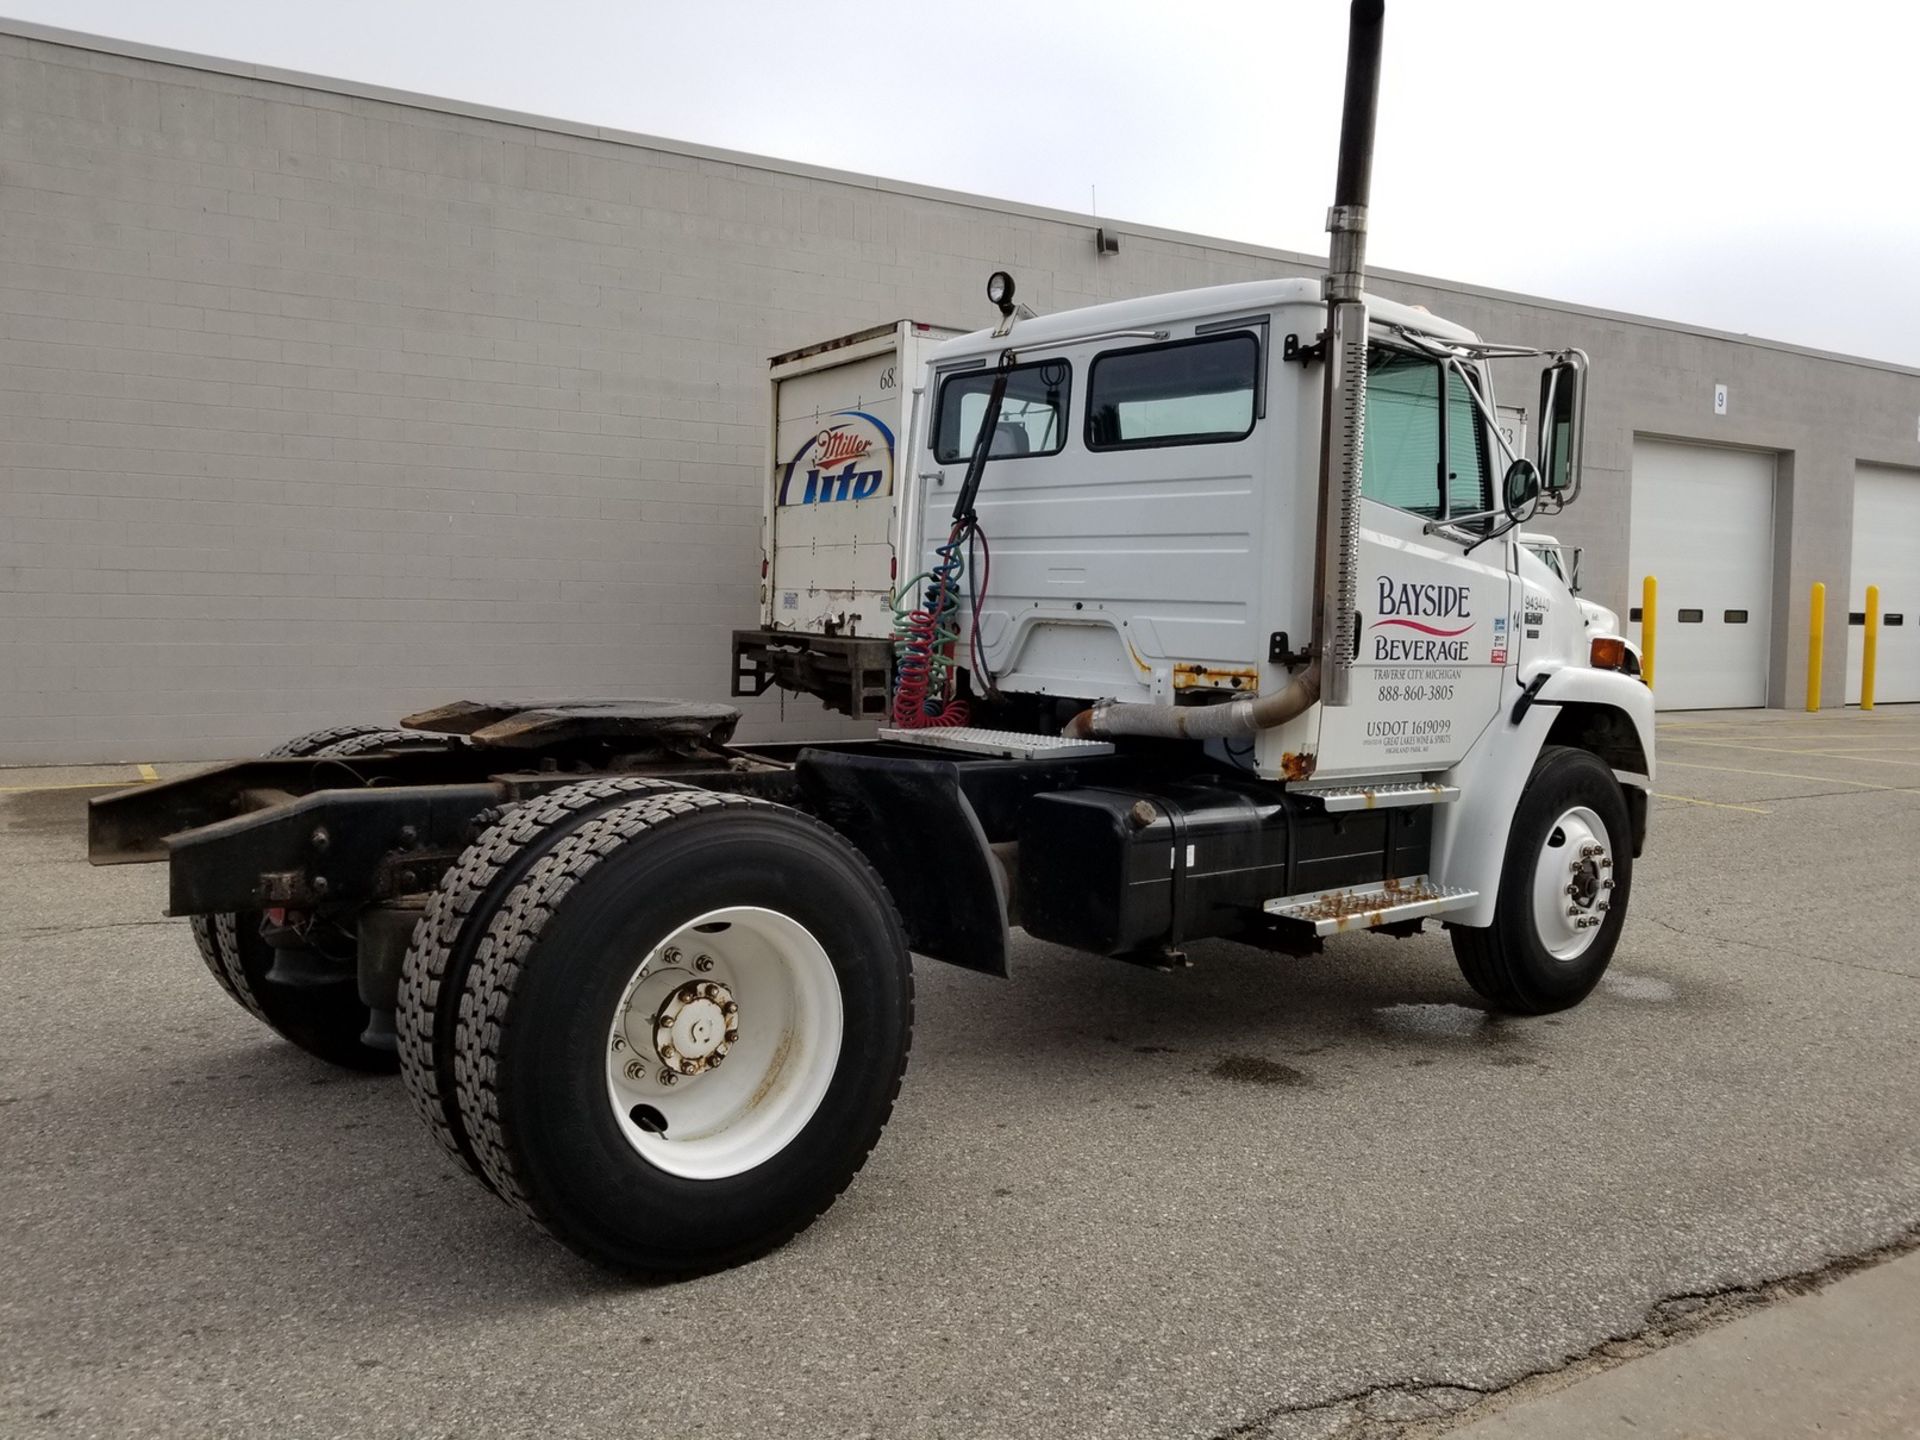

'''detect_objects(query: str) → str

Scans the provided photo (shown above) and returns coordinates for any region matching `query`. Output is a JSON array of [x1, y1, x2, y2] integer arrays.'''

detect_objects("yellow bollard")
[[1863, 585, 1879, 710], [1806, 582, 1825, 712], [1640, 575, 1657, 690]]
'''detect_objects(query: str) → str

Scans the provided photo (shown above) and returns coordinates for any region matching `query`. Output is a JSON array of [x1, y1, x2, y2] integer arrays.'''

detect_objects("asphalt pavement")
[[3, 708, 1917, 1439]]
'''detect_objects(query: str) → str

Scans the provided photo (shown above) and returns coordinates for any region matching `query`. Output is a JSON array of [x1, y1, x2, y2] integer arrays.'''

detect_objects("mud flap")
[[795, 750, 1010, 977]]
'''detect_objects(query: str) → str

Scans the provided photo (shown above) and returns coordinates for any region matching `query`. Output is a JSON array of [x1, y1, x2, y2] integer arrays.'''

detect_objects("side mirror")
[[1502, 458, 1542, 523], [1536, 350, 1588, 497]]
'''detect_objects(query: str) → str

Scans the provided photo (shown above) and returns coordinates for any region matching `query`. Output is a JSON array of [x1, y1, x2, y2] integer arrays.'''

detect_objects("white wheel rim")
[[605, 906, 843, 1181], [1530, 804, 1615, 962]]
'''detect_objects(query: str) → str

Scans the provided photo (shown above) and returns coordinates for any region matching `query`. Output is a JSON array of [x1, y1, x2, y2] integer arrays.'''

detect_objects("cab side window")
[[1086, 332, 1260, 450], [1363, 347, 1490, 520], [933, 361, 1071, 464]]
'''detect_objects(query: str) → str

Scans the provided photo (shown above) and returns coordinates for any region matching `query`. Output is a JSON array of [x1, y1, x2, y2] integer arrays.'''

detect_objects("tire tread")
[[395, 776, 691, 1184], [450, 791, 914, 1274], [1452, 744, 1632, 1015]]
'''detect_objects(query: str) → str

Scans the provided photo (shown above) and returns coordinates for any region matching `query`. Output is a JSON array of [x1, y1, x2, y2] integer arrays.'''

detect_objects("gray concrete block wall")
[[3, 23, 1918, 763]]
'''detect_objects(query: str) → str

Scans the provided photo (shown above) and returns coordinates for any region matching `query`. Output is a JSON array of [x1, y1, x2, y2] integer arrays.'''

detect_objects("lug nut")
[[723, 1029, 739, 1044], [706, 1053, 724, 1070], [663, 947, 682, 965], [679, 985, 698, 1003], [624, 1060, 646, 1080], [311, 826, 331, 854], [658, 1068, 677, 1086], [695, 954, 714, 972], [679, 1058, 698, 1075]]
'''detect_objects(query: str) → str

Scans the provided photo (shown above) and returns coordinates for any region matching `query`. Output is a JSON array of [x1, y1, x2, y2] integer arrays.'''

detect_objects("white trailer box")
[[733, 320, 959, 718]]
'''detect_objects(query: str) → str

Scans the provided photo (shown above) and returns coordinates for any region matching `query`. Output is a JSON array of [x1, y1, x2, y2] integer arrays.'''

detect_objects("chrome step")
[[1264, 875, 1478, 936], [1292, 781, 1460, 812], [876, 726, 1115, 760]]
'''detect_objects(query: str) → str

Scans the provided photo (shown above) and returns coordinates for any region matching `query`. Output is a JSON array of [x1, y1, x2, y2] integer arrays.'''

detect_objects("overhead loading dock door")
[[1848, 464, 1920, 704], [1628, 439, 1777, 710]]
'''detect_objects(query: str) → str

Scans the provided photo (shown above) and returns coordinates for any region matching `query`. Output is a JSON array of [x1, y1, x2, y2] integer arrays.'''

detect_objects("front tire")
[[452, 791, 914, 1277], [1451, 745, 1634, 1014]]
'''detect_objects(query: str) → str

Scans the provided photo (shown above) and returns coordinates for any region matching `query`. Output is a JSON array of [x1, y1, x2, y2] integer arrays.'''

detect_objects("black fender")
[[795, 749, 1010, 977]]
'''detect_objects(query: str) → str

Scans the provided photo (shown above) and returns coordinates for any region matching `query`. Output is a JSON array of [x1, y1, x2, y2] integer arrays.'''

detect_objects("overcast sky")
[[6, 0, 1917, 365]]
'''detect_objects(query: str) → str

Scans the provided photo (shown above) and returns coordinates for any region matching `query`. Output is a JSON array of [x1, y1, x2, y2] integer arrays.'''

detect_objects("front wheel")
[[452, 790, 914, 1277], [1451, 745, 1634, 1014]]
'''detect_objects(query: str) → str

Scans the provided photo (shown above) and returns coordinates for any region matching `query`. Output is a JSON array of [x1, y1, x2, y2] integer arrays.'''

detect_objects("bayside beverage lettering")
[[1372, 577, 1474, 662]]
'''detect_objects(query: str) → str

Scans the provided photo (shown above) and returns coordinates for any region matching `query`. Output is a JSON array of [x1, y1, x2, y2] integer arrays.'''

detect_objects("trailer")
[[88, 1, 1652, 1278]]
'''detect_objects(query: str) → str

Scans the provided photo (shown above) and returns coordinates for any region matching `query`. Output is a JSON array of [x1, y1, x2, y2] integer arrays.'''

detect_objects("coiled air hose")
[[891, 521, 971, 728]]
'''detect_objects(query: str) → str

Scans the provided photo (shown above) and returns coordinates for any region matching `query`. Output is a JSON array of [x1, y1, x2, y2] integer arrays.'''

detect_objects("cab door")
[[1312, 347, 1511, 777]]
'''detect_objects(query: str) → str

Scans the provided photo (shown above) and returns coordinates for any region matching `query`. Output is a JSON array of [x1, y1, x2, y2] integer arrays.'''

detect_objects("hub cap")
[[1530, 805, 1614, 961], [653, 980, 737, 1076], [606, 907, 842, 1181]]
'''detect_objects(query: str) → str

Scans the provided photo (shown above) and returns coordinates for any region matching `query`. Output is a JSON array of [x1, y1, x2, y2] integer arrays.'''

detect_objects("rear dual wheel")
[[402, 787, 913, 1276], [190, 725, 453, 1072], [395, 775, 696, 1185]]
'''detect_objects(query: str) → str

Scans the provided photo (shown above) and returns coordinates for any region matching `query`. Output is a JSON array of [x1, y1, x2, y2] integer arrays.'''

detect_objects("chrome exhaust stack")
[[1315, 0, 1385, 709]]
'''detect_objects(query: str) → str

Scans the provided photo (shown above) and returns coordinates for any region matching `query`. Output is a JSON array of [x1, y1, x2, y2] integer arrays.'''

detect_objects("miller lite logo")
[[778, 409, 893, 506]]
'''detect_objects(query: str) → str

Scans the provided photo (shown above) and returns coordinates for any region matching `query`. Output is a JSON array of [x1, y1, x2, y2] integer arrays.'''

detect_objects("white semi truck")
[[90, 0, 1652, 1278]]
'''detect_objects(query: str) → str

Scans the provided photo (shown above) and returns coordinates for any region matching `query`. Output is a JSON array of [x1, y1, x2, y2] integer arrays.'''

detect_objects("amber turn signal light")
[[1590, 636, 1628, 671]]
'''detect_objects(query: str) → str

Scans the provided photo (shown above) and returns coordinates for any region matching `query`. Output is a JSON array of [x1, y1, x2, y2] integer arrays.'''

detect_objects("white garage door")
[[1628, 439, 1776, 710], [1847, 464, 1920, 705]]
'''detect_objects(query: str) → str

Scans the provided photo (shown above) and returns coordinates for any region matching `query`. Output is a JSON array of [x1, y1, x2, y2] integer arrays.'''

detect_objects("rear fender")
[[796, 750, 1009, 977]]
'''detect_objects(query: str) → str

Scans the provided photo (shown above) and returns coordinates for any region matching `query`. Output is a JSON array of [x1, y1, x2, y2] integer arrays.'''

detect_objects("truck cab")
[[895, 278, 1651, 935]]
